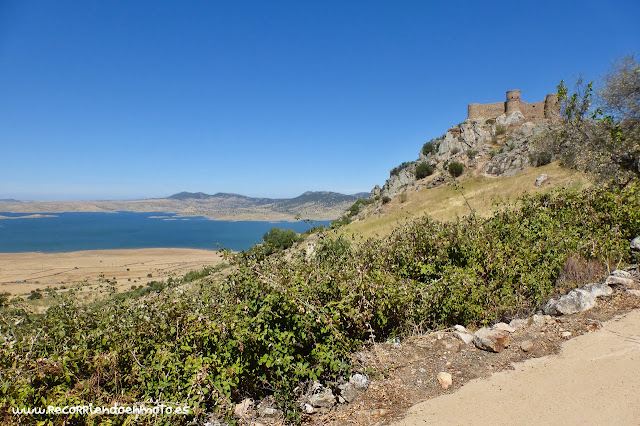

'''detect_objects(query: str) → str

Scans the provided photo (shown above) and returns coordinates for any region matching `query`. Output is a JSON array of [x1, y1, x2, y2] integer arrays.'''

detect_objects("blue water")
[[0, 212, 331, 253]]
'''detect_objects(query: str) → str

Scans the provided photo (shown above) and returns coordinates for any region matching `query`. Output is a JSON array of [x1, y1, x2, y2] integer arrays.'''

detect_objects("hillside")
[[332, 102, 593, 238], [345, 162, 589, 239], [0, 190, 367, 221]]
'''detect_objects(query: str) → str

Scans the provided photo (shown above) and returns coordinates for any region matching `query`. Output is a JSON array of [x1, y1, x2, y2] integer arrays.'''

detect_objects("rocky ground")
[[230, 265, 640, 425]]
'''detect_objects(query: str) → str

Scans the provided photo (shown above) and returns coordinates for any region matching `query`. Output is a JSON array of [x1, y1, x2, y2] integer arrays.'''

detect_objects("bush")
[[415, 162, 434, 179], [448, 161, 464, 177], [347, 198, 373, 217], [466, 150, 478, 160], [450, 147, 460, 155], [263, 227, 300, 251], [0, 291, 10, 307], [382, 196, 391, 204], [330, 215, 352, 229], [27, 291, 42, 300], [530, 151, 552, 167], [495, 125, 506, 135], [422, 141, 439, 156], [390, 161, 413, 177]]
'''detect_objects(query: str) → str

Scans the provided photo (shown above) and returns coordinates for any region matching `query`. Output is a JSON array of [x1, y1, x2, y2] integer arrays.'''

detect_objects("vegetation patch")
[[448, 161, 464, 177], [2, 184, 638, 424], [415, 162, 434, 180]]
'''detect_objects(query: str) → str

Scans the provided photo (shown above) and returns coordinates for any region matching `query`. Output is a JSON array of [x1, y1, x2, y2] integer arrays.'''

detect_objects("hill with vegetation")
[[1, 56, 638, 425]]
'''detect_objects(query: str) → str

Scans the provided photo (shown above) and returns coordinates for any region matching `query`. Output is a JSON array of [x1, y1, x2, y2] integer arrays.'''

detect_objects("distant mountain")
[[167, 190, 369, 206], [0, 198, 20, 202], [0, 191, 370, 221], [279, 191, 366, 209], [167, 192, 213, 200]]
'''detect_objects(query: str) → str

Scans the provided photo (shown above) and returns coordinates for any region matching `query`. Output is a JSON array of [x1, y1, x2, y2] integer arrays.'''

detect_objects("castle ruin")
[[467, 90, 560, 122]]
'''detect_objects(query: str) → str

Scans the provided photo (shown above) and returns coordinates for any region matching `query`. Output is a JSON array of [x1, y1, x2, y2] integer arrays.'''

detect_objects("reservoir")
[[0, 212, 331, 253]]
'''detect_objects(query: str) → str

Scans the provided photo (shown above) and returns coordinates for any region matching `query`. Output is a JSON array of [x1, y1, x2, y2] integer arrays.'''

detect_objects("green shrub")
[[422, 141, 439, 156], [485, 118, 495, 125], [448, 161, 464, 177], [530, 151, 553, 167], [0, 292, 10, 307], [451, 147, 460, 155], [382, 196, 391, 204], [347, 198, 373, 217], [263, 227, 300, 251], [330, 215, 352, 229], [390, 162, 412, 177], [495, 124, 507, 135], [415, 162, 434, 179], [466, 150, 478, 160], [27, 291, 42, 300]]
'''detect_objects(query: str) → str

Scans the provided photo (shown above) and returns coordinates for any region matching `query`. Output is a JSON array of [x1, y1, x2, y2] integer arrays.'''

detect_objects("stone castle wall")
[[467, 90, 559, 122]]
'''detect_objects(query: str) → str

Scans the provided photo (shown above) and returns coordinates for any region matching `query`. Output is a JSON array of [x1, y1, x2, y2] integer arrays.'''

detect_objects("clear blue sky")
[[1, 0, 638, 200]]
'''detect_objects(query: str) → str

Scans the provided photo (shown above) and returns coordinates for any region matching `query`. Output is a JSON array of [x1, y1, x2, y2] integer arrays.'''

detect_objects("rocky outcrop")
[[369, 114, 555, 204], [381, 164, 417, 199]]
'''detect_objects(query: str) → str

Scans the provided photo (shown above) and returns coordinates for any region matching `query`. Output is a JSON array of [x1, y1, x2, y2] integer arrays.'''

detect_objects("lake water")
[[0, 212, 331, 253]]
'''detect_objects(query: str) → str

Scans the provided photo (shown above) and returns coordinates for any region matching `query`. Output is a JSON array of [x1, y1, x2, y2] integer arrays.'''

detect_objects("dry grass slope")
[[344, 163, 589, 240]]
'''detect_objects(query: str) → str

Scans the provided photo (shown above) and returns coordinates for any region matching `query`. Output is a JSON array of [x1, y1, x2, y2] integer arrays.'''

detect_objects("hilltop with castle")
[[368, 88, 564, 202], [467, 90, 560, 123]]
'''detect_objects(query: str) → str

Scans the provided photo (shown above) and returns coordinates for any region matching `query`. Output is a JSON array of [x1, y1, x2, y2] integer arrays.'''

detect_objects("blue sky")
[[1, 1, 638, 201]]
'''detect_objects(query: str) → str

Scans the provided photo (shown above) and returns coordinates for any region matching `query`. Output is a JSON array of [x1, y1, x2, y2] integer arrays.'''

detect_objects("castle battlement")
[[468, 90, 559, 122]]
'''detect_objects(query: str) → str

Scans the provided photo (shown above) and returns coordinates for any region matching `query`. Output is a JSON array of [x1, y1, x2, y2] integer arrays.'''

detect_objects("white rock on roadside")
[[473, 327, 510, 353], [520, 340, 535, 352], [349, 373, 370, 391], [454, 331, 474, 345], [309, 388, 336, 408], [493, 322, 516, 333], [437, 372, 453, 389], [544, 288, 596, 316], [509, 318, 527, 330]]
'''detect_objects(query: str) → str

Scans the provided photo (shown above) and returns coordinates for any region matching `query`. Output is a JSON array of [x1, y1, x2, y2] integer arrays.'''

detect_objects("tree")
[[262, 227, 300, 251], [448, 161, 464, 178], [552, 55, 640, 185], [415, 162, 434, 179]]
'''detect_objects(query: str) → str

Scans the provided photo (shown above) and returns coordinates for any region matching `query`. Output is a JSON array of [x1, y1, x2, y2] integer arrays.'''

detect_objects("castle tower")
[[505, 90, 521, 115], [544, 93, 560, 122]]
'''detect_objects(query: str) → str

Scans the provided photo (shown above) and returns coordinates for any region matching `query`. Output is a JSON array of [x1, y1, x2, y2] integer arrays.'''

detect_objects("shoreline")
[[0, 210, 335, 222]]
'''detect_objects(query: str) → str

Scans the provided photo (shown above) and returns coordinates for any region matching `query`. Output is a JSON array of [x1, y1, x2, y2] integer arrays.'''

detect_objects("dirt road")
[[394, 309, 640, 425]]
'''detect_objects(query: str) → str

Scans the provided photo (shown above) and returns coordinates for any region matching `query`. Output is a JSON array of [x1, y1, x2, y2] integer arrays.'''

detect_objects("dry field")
[[0, 248, 225, 303]]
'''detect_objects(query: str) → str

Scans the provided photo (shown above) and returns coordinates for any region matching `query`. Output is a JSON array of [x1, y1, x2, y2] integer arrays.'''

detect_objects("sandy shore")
[[0, 248, 225, 296]]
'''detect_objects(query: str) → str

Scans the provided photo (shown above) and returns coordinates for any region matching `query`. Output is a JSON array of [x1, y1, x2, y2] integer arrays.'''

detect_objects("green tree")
[[263, 227, 300, 251], [415, 162, 434, 179], [554, 56, 640, 185], [448, 161, 464, 177]]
